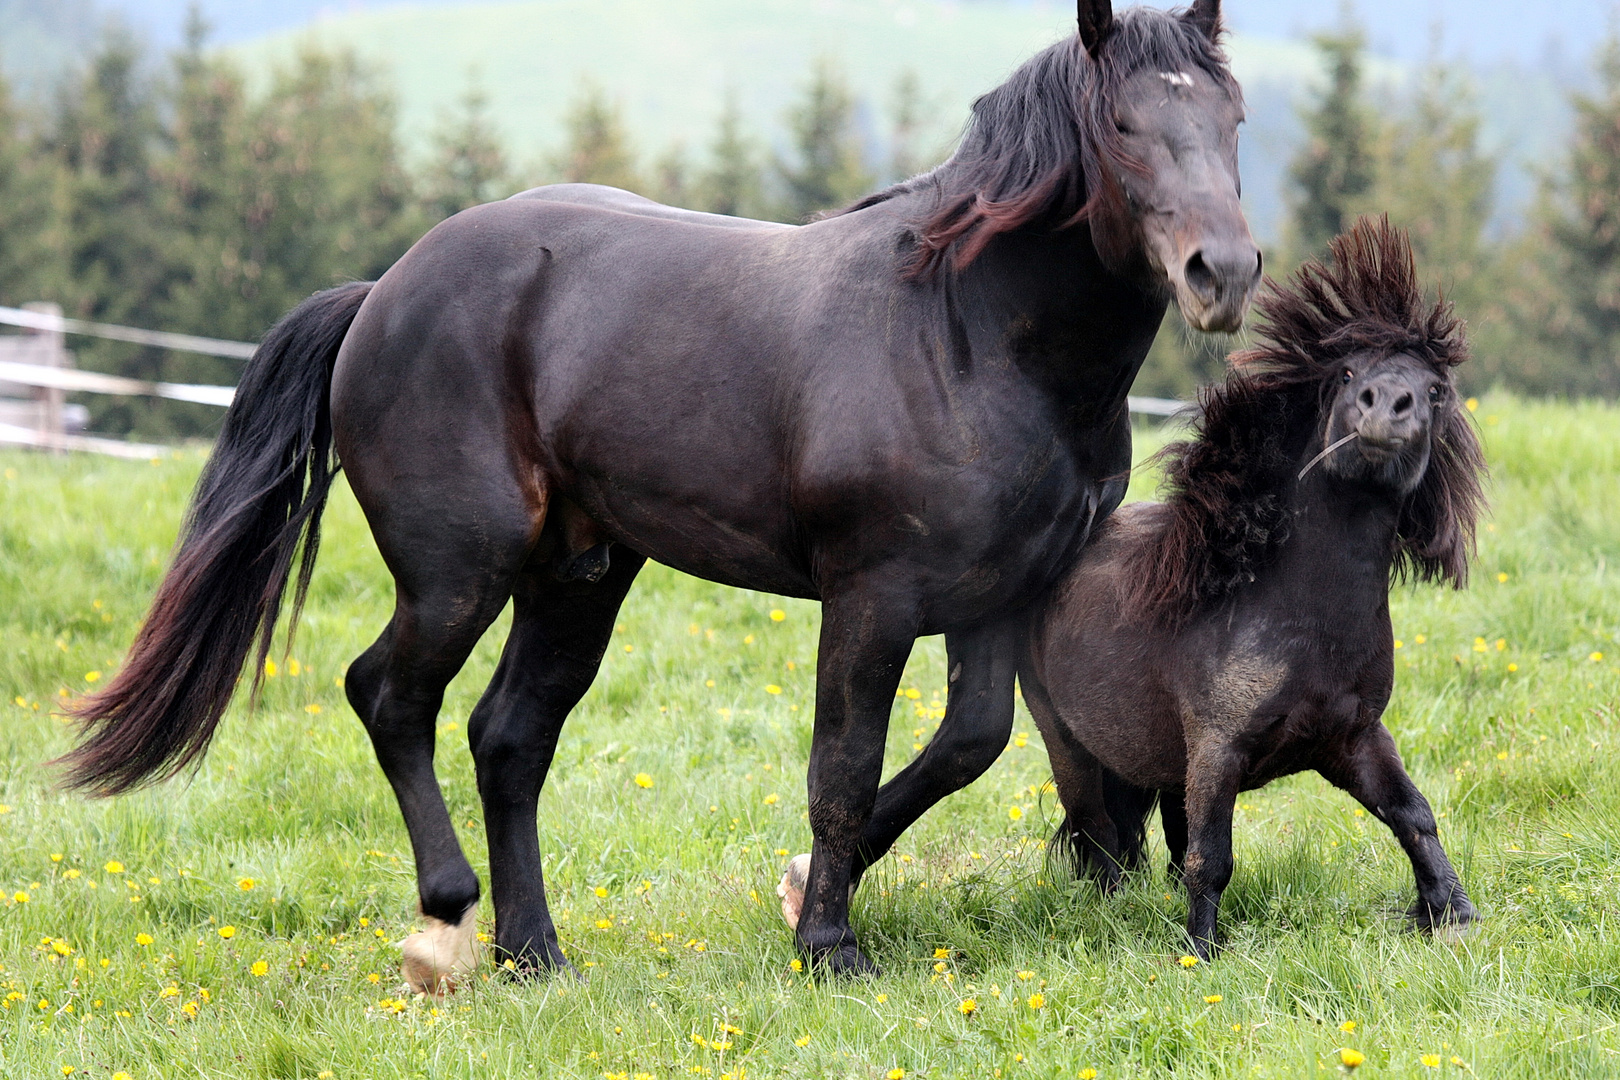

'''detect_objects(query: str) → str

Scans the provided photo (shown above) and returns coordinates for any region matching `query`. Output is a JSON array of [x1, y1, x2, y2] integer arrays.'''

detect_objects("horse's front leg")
[[1321, 720, 1476, 932], [853, 620, 1018, 880], [795, 586, 919, 976]]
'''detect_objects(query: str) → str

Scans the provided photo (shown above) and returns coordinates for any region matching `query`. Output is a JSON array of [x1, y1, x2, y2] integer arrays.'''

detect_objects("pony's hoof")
[[776, 853, 811, 931], [399, 906, 482, 996], [1409, 898, 1479, 940]]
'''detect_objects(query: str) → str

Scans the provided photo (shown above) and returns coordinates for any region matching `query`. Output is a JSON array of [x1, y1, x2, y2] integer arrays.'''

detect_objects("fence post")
[[22, 301, 67, 452]]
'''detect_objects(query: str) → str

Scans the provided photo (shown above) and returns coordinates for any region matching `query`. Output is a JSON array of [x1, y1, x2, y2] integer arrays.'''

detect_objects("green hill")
[[226, 0, 1374, 239]]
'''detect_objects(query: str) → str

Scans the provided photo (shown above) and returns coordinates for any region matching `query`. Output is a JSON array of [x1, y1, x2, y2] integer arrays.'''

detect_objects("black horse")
[[61, 0, 1259, 984], [1021, 218, 1484, 958]]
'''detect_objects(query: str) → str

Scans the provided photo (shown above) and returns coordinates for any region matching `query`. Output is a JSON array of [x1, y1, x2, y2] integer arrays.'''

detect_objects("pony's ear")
[[1184, 0, 1221, 41], [1078, 0, 1114, 59]]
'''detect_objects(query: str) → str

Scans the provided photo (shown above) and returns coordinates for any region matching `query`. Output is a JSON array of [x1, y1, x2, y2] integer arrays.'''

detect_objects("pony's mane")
[[841, 6, 1238, 276], [1119, 216, 1486, 626]]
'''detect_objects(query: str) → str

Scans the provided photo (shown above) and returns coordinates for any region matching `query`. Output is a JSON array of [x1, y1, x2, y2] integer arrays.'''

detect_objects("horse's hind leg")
[[467, 549, 645, 972]]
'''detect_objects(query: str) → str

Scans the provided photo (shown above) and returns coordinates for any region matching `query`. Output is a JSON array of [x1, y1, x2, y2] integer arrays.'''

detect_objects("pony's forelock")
[[1118, 216, 1486, 626]]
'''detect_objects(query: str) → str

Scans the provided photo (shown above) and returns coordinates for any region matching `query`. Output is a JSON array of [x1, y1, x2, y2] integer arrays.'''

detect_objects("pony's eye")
[[1341, 369, 1354, 384], [1427, 384, 1443, 403]]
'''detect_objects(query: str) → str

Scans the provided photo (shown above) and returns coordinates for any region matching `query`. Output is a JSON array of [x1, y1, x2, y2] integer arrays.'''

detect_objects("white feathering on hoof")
[[399, 905, 481, 996], [777, 853, 811, 931]]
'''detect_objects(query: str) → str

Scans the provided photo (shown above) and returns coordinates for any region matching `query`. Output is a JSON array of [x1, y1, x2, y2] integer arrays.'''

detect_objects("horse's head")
[[1082, 0, 1260, 332], [1317, 350, 1455, 495]]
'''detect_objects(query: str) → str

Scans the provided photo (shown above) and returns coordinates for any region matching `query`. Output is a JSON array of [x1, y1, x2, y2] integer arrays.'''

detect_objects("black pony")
[[1021, 217, 1485, 958], [61, 0, 1259, 986]]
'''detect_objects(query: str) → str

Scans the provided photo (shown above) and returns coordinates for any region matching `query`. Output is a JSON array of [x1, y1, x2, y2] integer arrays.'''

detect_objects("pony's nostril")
[[1183, 251, 1217, 301], [1392, 392, 1413, 415], [1250, 249, 1263, 287], [1358, 387, 1375, 410]]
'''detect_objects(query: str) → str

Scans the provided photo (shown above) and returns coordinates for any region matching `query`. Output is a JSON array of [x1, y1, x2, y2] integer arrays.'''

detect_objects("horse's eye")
[[1427, 384, 1443, 403], [1113, 119, 1132, 135], [1341, 369, 1354, 384]]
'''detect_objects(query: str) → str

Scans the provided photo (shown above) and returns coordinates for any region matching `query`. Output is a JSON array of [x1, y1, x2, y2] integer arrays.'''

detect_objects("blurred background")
[[1, 0, 1616, 438]]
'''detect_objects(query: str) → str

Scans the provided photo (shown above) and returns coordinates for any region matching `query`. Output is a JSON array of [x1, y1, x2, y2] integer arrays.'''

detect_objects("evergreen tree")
[[1503, 36, 1620, 396], [0, 71, 59, 306], [1286, 28, 1376, 262], [423, 78, 510, 220], [696, 92, 760, 217], [650, 144, 691, 209], [1367, 62, 1495, 297], [888, 68, 929, 183], [775, 58, 872, 222], [552, 83, 640, 191]]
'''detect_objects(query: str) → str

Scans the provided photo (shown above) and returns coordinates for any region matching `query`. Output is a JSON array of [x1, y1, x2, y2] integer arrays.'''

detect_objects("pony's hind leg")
[[467, 548, 646, 973]]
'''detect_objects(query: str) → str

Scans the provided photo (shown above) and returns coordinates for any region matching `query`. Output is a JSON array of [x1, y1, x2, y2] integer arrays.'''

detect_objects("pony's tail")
[[55, 281, 373, 796], [1049, 770, 1159, 875]]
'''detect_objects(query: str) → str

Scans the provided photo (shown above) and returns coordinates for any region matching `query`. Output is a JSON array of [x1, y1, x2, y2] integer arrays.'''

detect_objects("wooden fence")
[[0, 303, 1188, 458]]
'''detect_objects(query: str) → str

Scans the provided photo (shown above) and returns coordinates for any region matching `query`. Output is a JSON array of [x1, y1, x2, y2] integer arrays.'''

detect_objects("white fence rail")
[[0, 303, 1190, 458]]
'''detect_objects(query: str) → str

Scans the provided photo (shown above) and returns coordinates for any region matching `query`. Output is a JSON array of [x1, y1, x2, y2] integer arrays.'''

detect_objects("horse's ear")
[[1184, 0, 1221, 41], [1078, 0, 1114, 59]]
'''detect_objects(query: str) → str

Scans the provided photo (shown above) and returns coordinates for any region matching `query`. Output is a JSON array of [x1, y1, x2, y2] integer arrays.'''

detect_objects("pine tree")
[[552, 83, 640, 191], [0, 71, 59, 306], [1507, 37, 1620, 396], [423, 78, 510, 220], [1368, 62, 1495, 297], [696, 92, 760, 217], [775, 58, 872, 222], [1286, 28, 1376, 262], [888, 68, 929, 183]]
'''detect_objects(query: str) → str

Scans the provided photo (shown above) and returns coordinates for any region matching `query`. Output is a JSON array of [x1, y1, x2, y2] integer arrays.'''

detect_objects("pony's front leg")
[[1322, 720, 1476, 933], [796, 587, 919, 976], [1180, 739, 1244, 960]]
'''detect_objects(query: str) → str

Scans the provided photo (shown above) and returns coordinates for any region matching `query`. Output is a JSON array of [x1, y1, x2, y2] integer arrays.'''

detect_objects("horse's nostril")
[[1392, 392, 1413, 415], [1358, 387, 1375, 410], [1250, 249, 1263, 286], [1184, 251, 1217, 301]]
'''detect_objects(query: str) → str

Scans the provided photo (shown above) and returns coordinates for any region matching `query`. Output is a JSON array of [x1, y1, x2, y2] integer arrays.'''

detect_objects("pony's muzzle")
[[1178, 241, 1262, 333], [1354, 373, 1424, 455]]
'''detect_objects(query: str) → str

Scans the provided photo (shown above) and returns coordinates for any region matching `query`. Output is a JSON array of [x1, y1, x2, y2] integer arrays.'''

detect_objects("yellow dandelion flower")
[[764, 793, 779, 805], [62, 1067, 75, 1077], [158, 986, 179, 999], [1421, 1054, 1441, 1068], [251, 960, 269, 977], [1464, 397, 1478, 412], [11, 891, 26, 904], [1027, 992, 1045, 1009], [770, 609, 786, 622], [1340, 1048, 1365, 1068], [934, 961, 947, 974], [113, 1074, 132, 1080], [594, 886, 609, 897], [264, 659, 278, 677], [933, 947, 950, 959], [795, 1035, 811, 1046], [1497, 572, 1509, 583], [634, 773, 654, 788], [765, 684, 782, 695], [1340, 1020, 1357, 1033], [218, 925, 236, 939], [1473, 637, 1487, 653], [875, 993, 888, 1003], [1394, 639, 1403, 649], [305, 703, 322, 714], [1179, 954, 1200, 968], [790, 958, 803, 972], [1204, 994, 1222, 1004], [1080, 1071, 1099, 1080], [887, 1070, 905, 1080], [180, 1001, 198, 1018], [1592, 652, 1605, 663], [238, 877, 256, 891], [1508, 663, 1519, 672], [596, 918, 613, 930], [135, 933, 153, 946], [367, 972, 381, 984], [51, 938, 72, 956], [84, 670, 101, 683], [1415, 634, 1427, 644], [105, 861, 124, 874], [904, 688, 921, 700], [958, 998, 977, 1015], [1008, 806, 1023, 821]]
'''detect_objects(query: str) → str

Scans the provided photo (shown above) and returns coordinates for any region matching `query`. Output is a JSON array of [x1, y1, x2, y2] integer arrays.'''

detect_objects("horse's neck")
[[1268, 477, 1402, 623]]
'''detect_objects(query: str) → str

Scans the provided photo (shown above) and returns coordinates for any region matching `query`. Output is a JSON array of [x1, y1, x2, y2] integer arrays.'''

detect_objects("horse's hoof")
[[1410, 899, 1479, 940], [399, 905, 482, 996], [810, 941, 880, 978], [776, 853, 811, 931]]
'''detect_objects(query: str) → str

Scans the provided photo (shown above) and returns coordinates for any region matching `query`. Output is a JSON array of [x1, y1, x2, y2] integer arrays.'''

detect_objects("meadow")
[[0, 394, 1616, 1079]]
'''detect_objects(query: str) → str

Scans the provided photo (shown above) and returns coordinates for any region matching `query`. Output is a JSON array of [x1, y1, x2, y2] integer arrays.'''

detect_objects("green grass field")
[[0, 395, 1616, 1079]]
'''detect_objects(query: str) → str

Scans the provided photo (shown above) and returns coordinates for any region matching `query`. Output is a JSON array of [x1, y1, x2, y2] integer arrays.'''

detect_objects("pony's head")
[[1119, 216, 1486, 625], [909, 0, 1260, 332]]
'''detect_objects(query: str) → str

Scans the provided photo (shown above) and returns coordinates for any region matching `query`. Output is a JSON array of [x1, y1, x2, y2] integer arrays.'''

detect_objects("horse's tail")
[[56, 281, 373, 796]]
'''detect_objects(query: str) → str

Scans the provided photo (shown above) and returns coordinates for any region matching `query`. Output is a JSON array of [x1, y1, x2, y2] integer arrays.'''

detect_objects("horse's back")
[[506, 183, 793, 232]]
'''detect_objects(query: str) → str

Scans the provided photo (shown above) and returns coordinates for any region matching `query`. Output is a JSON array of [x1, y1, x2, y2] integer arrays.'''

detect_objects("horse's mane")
[[1118, 216, 1486, 626], [841, 6, 1238, 276]]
